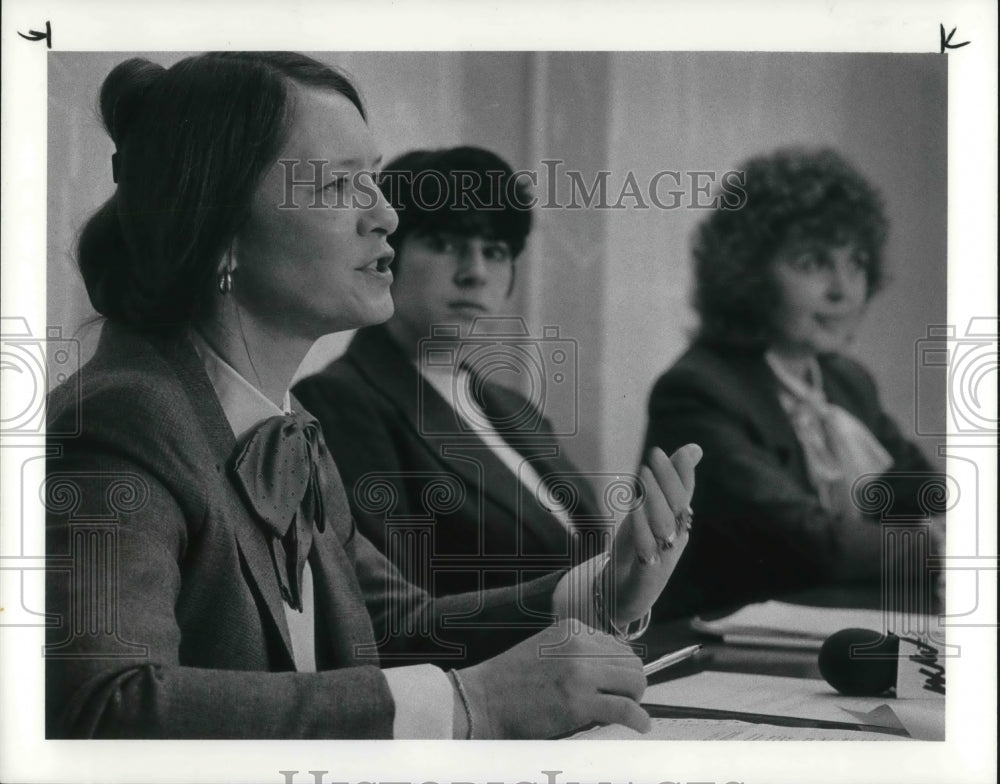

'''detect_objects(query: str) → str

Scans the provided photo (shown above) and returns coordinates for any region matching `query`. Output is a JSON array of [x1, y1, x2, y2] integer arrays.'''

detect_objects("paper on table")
[[690, 601, 899, 641], [881, 700, 945, 741], [840, 704, 907, 732], [570, 718, 912, 741], [566, 672, 942, 740], [835, 701, 950, 740], [644, 671, 883, 723], [643, 671, 944, 740]]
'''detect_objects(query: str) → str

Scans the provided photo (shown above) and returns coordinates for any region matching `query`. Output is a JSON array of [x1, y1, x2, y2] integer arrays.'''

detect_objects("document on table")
[[567, 671, 943, 740], [570, 718, 910, 741], [645, 671, 858, 720], [647, 671, 943, 739], [690, 600, 938, 649]]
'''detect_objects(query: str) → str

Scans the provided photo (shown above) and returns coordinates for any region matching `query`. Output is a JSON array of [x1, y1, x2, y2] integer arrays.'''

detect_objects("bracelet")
[[592, 556, 652, 642], [448, 669, 475, 740], [614, 608, 652, 641]]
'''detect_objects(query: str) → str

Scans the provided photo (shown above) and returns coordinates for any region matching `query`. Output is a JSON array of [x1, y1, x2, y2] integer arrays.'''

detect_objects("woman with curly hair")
[[642, 147, 944, 618]]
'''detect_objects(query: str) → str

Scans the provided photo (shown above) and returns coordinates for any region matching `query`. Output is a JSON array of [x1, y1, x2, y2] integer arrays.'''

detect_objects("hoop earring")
[[218, 267, 234, 294]]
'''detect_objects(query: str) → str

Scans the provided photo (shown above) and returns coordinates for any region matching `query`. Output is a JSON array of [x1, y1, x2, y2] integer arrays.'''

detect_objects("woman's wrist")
[[593, 556, 651, 641]]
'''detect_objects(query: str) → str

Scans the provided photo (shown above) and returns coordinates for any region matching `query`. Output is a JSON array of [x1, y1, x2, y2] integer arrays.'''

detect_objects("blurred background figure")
[[295, 146, 602, 597], [643, 147, 946, 619]]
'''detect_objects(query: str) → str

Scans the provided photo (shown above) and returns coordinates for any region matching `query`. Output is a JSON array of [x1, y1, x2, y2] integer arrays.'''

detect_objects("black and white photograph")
[[1, 2, 996, 783]]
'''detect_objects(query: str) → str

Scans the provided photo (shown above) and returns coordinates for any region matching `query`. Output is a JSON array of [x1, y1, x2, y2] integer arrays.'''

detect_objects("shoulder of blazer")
[[293, 350, 373, 409], [341, 324, 416, 397], [649, 342, 775, 414], [646, 341, 804, 459], [293, 327, 409, 424], [48, 325, 235, 519]]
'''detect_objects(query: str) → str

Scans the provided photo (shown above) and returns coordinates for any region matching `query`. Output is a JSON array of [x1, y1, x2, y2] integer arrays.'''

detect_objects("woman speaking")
[[45, 52, 700, 739]]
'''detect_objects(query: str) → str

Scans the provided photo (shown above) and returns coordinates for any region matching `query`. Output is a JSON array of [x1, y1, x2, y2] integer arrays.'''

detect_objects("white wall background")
[[48, 51, 946, 477]]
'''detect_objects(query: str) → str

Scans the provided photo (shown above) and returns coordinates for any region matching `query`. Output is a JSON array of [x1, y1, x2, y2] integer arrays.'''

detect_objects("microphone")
[[818, 628, 946, 698]]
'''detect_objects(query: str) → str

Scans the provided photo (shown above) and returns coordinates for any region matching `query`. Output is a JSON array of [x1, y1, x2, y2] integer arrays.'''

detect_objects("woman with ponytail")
[[47, 52, 702, 739]]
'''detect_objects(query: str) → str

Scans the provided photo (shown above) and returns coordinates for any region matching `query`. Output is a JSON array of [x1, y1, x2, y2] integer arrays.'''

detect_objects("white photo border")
[[1, 1, 996, 783]]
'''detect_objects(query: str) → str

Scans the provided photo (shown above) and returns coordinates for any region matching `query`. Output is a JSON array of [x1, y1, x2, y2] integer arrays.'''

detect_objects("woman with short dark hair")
[[47, 52, 701, 739], [293, 145, 603, 598], [643, 147, 943, 618]]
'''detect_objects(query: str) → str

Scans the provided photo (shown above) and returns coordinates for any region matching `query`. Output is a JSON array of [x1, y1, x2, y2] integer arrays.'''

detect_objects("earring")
[[218, 246, 236, 295], [218, 267, 233, 294]]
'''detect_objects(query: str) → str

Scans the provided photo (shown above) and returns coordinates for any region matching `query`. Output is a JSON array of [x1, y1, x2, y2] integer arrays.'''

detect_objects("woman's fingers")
[[647, 445, 701, 534], [648, 446, 687, 500], [553, 628, 648, 734], [627, 496, 660, 565], [605, 444, 704, 623], [639, 465, 679, 552], [591, 694, 652, 734], [592, 657, 647, 698], [667, 443, 702, 494], [585, 654, 650, 734]]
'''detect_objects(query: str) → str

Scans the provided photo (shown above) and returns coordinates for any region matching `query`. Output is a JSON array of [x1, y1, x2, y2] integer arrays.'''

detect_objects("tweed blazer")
[[642, 342, 942, 618], [45, 324, 559, 739], [294, 325, 602, 596]]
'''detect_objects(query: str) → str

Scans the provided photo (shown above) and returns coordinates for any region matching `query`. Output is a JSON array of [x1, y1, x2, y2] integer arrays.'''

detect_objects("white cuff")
[[382, 664, 453, 739]]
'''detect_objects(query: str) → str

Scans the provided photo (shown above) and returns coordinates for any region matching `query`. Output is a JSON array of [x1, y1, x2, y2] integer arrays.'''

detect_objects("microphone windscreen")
[[818, 627, 899, 696]]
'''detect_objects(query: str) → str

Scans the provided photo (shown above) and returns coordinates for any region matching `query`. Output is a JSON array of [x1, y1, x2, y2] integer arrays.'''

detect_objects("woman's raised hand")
[[608, 444, 702, 624], [452, 444, 701, 740]]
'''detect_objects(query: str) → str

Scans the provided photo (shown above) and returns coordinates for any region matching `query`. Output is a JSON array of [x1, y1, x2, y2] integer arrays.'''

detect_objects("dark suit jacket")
[[642, 342, 942, 618], [293, 325, 601, 596], [45, 324, 560, 739]]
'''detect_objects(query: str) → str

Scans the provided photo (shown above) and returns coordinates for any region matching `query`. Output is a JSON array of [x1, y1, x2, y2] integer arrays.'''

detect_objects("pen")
[[643, 644, 702, 677]]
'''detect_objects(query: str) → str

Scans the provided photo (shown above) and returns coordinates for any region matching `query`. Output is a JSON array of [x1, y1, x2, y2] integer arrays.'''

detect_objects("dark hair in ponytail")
[[77, 52, 365, 332]]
